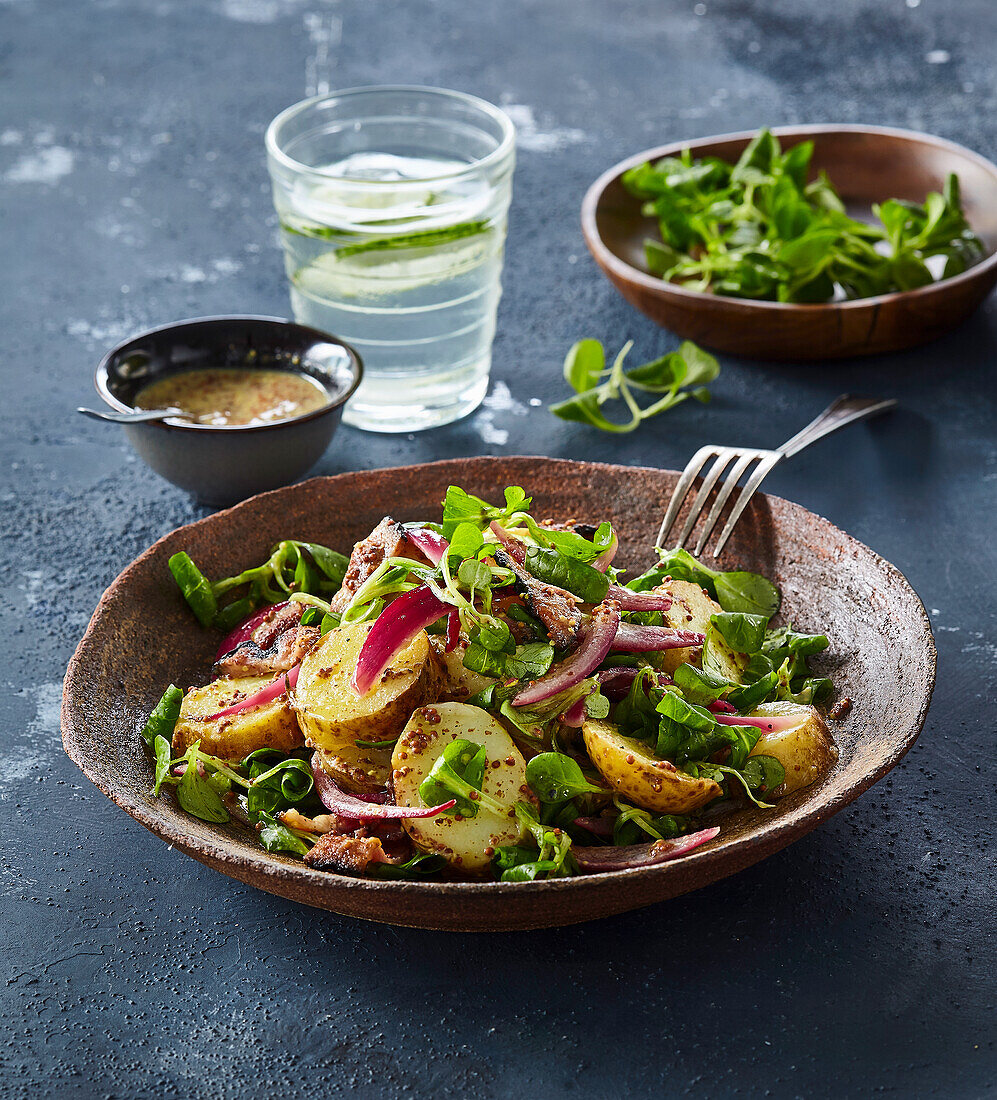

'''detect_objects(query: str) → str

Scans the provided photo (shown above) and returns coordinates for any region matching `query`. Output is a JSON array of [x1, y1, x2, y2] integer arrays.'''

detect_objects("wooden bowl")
[[581, 125, 997, 359], [62, 457, 935, 931]]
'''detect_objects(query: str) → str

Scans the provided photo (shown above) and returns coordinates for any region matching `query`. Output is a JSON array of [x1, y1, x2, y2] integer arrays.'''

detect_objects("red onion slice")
[[513, 601, 621, 707], [406, 526, 448, 566], [605, 585, 673, 612], [561, 664, 671, 720], [592, 532, 618, 573], [444, 609, 461, 653], [489, 521, 527, 564], [709, 700, 737, 714], [203, 664, 300, 721], [560, 695, 590, 727], [573, 826, 720, 871], [610, 624, 705, 652], [574, 815, 616, 839], [714, 712, 801, 733], [215, 602, 288, 660], [351, 584, 450, 695], [311, 761, 455, 821]]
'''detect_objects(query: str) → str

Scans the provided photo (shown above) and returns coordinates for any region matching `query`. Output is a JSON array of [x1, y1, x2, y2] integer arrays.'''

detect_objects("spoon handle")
[[77, 406, 183, 424]]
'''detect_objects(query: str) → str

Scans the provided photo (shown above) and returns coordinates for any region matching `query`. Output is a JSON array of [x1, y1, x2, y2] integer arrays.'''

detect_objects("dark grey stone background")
[[2, 1, 994, 1097]]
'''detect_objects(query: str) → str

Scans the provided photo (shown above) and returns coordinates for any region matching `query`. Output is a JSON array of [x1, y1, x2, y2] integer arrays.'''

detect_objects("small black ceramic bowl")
[[94, 315, 362, 505]]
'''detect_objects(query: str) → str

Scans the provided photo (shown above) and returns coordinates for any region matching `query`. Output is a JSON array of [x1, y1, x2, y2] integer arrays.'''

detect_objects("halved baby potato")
[[747, 702, 837, 795], [292, 620, 443, 791], [173, 674, 303, 758], [391, 703, 530, 873], [582, 717, 722, 814], [432, 637, 496, 701], [650, 579, 746, 681]]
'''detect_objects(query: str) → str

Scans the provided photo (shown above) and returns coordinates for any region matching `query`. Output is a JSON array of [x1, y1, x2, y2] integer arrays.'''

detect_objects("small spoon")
[[77, 406, 185, 424]]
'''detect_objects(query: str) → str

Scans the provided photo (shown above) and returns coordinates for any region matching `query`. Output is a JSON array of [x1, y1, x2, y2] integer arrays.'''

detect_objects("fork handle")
[[777, 395, 897, 459]]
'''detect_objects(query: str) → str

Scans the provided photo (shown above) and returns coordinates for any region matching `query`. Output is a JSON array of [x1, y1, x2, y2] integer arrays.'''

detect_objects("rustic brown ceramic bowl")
[[62, 457, 935, 930], [582, 125, 997, 359]]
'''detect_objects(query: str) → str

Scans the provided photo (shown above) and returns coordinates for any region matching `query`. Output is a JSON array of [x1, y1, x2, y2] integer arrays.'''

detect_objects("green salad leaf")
[[525, 752, 605, 804], [441, 485, 531, 540], [177, 743, 230, 823], [140, 684, 183, 747], [418, 739, 506, 818], [169, 541, 348, 632], [493, 803, 578, 880], [524, 545, 609, 604], [257, 811, 311, 856]]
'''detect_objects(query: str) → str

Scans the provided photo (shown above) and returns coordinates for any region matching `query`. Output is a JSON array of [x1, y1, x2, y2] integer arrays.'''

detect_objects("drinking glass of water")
[[266, 86, 516, 433]]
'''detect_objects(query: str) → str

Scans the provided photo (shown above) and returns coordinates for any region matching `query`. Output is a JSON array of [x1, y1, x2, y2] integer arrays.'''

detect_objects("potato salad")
[[142, 484, 838, 881]]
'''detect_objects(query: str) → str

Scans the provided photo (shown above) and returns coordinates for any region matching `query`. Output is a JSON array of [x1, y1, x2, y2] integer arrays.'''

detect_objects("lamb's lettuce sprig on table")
[[551, 338, 720, 433]]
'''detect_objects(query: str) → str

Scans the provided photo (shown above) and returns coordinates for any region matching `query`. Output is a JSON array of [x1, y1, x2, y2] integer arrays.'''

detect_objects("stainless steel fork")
[[654, 394, 897, 559]]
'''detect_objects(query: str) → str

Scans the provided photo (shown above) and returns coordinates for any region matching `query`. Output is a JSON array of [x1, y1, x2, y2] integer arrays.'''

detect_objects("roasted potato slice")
[[292, 621, 443, 790], [582, 717, 722, 814], [392, 703, 530, 873], [748, 702, 837, 795], [173, 675, 303, 758], [432, 637, 496, 701], [652, 578, 748, 680]]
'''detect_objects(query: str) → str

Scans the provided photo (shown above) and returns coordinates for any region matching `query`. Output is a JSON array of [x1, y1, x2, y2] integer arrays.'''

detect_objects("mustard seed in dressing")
[[134, 368, 328, 426]]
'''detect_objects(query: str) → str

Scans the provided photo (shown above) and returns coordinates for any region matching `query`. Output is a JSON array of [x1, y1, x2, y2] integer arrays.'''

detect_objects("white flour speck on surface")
[[0, 129, 23, 146], [211, 256, 242, 276], [66, 317, 142, 345], [217, 0, 281, 22], [0, 682, 64, 788], [160, 258, 242, 284], [474, 381, 529, 446], [499, 102, 587, 153], [20, 569, 47, 610], [925, 49, 950, 63], [477, 420, 509, 446], [4, 145, 74, 185], [304, 10, 342, 97], [482, 381, 528, 416], [218, 0, 314, 22]]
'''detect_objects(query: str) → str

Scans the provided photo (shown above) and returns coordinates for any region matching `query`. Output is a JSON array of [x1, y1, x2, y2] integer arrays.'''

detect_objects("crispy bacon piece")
[[214, 601, 319, 677], [328, 517, 431, 615], [494, 547, 583, 649], [304, 832, 389, 873]]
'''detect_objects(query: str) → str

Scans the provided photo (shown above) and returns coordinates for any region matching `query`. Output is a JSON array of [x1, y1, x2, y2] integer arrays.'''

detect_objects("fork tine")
[[654, 445, 718, 550], [691, 453, 757, 556], [673, 447, 738, 549], [711, 452, 783, 558]]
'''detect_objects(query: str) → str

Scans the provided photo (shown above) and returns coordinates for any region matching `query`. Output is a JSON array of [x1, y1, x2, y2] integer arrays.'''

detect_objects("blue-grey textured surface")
[[2, 1, 995, 1097]]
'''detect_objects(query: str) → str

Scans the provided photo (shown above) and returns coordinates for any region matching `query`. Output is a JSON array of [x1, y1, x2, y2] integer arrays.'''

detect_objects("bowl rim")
[[61, 456, 937, 918], [581, 123, 997, 313], [94, 314, 364, 434]]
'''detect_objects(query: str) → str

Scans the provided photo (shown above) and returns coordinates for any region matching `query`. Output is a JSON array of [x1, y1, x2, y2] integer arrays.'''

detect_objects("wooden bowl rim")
[[61, 457, 936, 916], [581, 123, 997, 314]]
